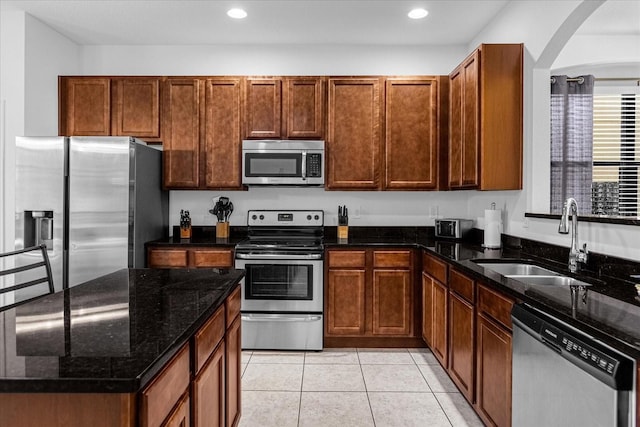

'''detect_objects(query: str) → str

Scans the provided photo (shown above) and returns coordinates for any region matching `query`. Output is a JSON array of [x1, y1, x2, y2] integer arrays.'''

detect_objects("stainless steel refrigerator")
[[15, 136, 169, 291]]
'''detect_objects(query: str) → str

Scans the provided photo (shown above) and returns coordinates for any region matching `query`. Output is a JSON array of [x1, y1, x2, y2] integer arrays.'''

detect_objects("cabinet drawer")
[[148, 249, 188, 268], [477, 284, 514, 330], [449, 269, 475, 303], [191, 249, 233, 268], [226, 285, 242, 325], [373, 250, 411, 268], [328, 250, 366, 268], [194, 306, 225, 374], [423, 252, 447, 284], [163, 392, 190, 427], [140, 344, 190, 427]]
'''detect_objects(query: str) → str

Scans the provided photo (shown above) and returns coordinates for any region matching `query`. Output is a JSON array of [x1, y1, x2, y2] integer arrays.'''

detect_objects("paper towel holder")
[[482, 202, 502, 249]]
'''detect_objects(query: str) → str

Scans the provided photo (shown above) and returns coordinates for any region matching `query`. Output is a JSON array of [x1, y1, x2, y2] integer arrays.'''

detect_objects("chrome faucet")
[[558, 197, 588, 273]]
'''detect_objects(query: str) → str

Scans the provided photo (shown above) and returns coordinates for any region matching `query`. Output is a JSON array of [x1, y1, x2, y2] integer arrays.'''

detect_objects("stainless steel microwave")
[[242, 140, 324, 186]]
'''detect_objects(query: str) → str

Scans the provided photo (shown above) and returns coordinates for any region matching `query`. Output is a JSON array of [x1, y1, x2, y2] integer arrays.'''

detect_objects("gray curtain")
[[550, 75, 595, 214]]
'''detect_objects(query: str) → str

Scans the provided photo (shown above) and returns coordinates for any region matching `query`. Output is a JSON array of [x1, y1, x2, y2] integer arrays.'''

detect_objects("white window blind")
[[592, 92, 639, 216]]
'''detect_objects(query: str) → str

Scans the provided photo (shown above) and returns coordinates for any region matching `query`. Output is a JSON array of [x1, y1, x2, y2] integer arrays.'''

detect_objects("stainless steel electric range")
[[234, 210, 324, 351]]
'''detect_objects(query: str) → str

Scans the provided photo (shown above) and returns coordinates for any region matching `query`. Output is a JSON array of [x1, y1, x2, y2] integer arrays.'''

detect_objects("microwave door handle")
[[301, 151, 307, 179]]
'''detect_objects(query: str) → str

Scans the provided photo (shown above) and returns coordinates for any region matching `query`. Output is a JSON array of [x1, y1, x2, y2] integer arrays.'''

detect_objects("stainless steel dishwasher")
[[512, 303, 636, 427]]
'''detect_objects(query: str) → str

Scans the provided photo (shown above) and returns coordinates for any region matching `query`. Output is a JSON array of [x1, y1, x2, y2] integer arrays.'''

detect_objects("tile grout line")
[[296, 352, 306, 427], [357, 348, 378, 427]]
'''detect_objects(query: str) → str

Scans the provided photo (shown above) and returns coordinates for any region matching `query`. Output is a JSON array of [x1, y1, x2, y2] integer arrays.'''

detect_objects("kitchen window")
[[550, 77, 639, 218]]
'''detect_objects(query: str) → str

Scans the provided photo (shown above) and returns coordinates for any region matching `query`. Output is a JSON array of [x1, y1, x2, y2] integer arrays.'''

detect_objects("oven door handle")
[[235, 253, 323, 260], [241, 314, 322, 322]]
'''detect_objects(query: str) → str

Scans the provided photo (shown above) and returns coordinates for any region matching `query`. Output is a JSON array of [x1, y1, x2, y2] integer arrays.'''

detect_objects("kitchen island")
[[0, 267, 244, 427]]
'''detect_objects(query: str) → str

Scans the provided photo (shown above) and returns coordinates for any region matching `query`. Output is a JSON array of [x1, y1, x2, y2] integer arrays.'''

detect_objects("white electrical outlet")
[[429, 206, 439, 219], [353, 206, 361, 218], [523, 217, 529, 228]]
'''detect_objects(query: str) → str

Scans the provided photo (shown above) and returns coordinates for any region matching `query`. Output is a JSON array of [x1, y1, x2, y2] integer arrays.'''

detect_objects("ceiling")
[[0, 0, 638, 46]]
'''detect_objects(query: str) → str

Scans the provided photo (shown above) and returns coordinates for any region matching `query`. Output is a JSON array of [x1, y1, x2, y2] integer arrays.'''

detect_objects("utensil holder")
[[180, 226, 192, 239], [216, 222, 230, 238], [337, 225, 348, 240]]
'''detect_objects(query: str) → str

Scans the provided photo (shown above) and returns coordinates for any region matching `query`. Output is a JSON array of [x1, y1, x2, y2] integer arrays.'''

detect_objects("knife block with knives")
[[210, 197, 233, 239], [338, 205, 349, 240]]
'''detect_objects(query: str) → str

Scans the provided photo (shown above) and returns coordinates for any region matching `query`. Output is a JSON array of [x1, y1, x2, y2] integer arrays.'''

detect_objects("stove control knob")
[[314, 215, 320, 220], [259, 215, 264, 220], [251, 214, 257, 220], [307, 215, 312, 220]]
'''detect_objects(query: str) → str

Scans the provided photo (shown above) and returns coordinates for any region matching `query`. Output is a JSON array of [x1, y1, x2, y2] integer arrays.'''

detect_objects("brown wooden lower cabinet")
[[147, 246, 234, 268], [430, 277, 448, 366], [226, 316, 242, 427], [325, 248, 419, 346], [422, 251, 515, 427], [448, 292, 475, 401], [476, 312, 512, 427], [447, 268, 476, 403], [164, 393, 191, 427], [193, 343, 225, 427]]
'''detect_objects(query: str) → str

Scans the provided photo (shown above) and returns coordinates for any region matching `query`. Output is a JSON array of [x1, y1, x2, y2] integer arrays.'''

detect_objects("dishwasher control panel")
[[541, 324, 618, 375]]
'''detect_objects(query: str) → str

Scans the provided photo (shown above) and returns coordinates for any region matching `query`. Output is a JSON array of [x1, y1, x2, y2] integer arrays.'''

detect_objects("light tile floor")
[[239, 348, 484, 427]]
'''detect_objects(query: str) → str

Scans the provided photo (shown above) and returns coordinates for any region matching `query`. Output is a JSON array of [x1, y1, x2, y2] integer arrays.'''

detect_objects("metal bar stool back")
[[0, 244, 55, 312]]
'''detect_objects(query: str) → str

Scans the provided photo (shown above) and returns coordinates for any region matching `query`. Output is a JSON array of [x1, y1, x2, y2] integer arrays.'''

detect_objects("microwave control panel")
[[307, 153, 322, 177]]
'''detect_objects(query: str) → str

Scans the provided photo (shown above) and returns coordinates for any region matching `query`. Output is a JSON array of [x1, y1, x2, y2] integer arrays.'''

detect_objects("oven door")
[[235, 254, 323, 312]]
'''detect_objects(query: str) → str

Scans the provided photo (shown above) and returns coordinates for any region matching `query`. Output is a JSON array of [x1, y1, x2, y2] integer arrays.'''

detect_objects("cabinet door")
[[204, 78, 243, 189], [372, 269, 411, 335], [164, 393, 190, 427], [476, 313, 512, 427], [60, 77, 111, 136], [327, 78, 382, 189], [385, 78, 438, 189], [449, 51, 479, 189], [283, 77, 325, 138], [421, 272, 433, 345], [112, 78, 161, 140], [461, 51, 480, 187], [448, 292, 475, 402], [226, 316, 242, 427], [163, 79, 201, 188], [245, 78, 281, 139], [326, 269, 366, 335], [448, 68, 463, 188], [193, 343, 225, 427], [431, 279, 448, 367]]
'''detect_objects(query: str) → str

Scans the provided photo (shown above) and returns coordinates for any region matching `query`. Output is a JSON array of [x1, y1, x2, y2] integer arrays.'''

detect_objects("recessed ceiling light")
[[408, 8, 428, 19], [227, 8, 247, 19]]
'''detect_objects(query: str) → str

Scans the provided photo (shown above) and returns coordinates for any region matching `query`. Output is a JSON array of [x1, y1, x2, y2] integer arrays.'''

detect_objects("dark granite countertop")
[[324, 226, 640, 359], [146, 226, 247, 247], [0, 268, 244, 393]]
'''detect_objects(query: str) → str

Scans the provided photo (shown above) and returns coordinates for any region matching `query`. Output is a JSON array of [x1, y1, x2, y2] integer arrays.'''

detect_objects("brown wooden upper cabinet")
[[59, 76, 162, 142], [112, 78, 161, 141], [162, 78, 201, 189], [327, 77, 382, 190], [203, 78, 243, 189], [448, 44, 523, 190], [385, 77, 443, 190], [244, 77, 325, 140], [59, 77, 111, 136], [162, 77, 244, 190]]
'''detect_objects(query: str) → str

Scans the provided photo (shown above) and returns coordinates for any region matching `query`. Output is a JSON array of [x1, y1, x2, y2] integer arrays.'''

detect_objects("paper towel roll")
[[483, 209, 502, 248]]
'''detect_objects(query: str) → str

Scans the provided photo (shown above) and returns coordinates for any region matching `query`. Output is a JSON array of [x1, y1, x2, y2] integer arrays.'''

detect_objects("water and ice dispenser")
[[23, 210, 53, 249]]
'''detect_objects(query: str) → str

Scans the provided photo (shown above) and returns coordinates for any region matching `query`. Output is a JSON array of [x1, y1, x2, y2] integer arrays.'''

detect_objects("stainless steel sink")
[[474, 261, 594, 288], [515, 276, 592, 287], [475, 262, 559, 277]]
